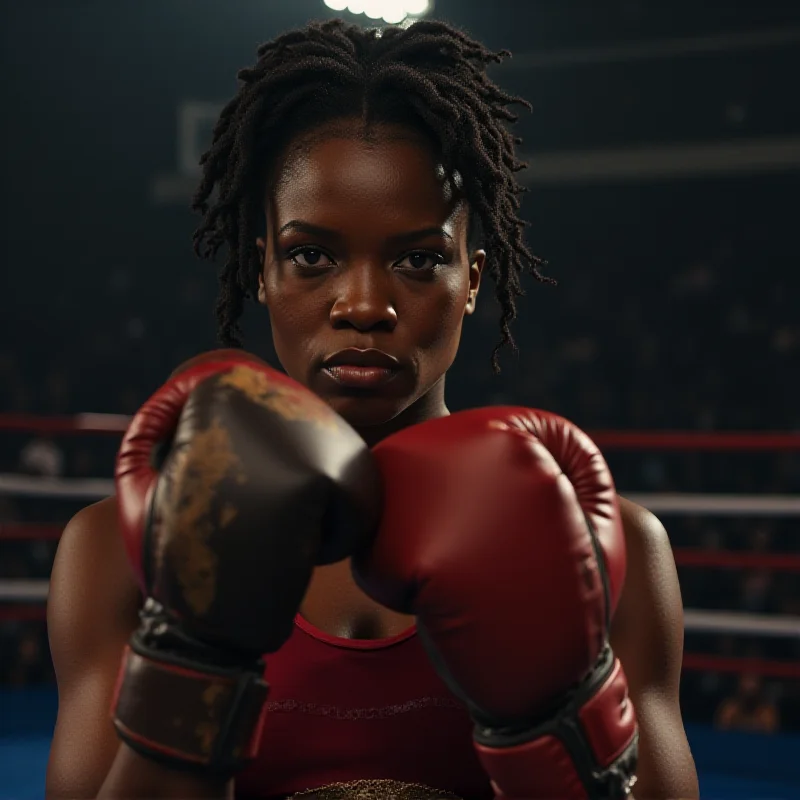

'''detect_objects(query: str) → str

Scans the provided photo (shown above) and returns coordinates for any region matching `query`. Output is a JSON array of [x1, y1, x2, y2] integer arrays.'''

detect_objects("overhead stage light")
[[323, 0, 432, 26], [403, 0, 429, 14], [380, 1, 408, 24]]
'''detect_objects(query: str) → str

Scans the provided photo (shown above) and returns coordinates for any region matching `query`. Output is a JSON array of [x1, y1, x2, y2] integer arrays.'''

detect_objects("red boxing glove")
[[353, 408, 638, 799]]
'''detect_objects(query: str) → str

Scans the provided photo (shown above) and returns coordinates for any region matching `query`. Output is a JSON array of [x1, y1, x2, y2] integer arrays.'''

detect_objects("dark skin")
[[46, 120, 699, 800]]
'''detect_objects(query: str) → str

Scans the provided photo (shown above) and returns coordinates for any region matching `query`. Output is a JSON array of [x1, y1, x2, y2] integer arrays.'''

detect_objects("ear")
[[256, 237, 267, 306], [464, 249, 486, 316]]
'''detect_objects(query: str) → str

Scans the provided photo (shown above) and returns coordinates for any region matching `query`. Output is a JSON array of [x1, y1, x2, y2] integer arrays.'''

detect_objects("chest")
[[299, 559, 415, 640]]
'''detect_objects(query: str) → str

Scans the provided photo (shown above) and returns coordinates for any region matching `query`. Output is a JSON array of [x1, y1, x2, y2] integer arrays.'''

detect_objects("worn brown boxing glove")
[[113, 352, 380, 775]]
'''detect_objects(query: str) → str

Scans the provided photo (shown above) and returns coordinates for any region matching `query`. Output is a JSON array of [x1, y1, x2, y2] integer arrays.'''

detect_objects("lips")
[[321, 348, 400, 389]]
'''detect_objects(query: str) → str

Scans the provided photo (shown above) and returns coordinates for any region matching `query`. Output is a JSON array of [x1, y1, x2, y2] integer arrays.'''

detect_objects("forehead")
[[267, 124, 467, 234]]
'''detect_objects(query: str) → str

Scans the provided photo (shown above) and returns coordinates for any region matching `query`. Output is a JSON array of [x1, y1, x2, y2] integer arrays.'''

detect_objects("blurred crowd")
[[1, 173, 798, 737]]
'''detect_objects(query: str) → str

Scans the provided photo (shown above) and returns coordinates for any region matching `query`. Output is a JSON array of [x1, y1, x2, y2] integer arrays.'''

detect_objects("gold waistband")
[[288, 779, 463, 799]]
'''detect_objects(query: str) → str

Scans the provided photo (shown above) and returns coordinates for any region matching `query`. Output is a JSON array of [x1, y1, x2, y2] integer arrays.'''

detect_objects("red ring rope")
[[674, 549, 800, 571], [682, 654, 800, 680], [0, 412, 132, 435], [591, 431, 800, 451], [2, 525, 800, 570], [3, 412, 800, 450], [0, 524, 62, 541], [0, 605, 47, 622]]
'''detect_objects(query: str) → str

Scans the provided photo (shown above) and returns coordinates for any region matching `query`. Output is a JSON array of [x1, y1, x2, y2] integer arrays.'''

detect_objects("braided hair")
[[193, 17, 551, 371]]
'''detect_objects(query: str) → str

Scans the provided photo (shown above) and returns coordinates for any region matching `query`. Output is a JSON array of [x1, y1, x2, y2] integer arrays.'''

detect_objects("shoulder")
[[51, 496, 128, 582], [611, 496, 683, 685], [615, 495, 679, 607], [48, 496, 141, 661], [65, 494, 120, 532], [619, 497, 683, 612], [617, 495, 670, 555]]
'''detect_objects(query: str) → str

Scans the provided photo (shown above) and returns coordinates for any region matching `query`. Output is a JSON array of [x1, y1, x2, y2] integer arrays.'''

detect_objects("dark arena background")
[[1, 1, 799, 798]]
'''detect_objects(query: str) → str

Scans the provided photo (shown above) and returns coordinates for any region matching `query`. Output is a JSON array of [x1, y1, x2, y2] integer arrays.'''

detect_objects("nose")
[[329, 263, 398, 333]]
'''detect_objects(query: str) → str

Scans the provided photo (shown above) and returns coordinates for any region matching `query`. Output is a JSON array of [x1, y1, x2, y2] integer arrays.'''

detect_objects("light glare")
[[403, 0, 429, 14], [364, 0, 385, 19], [325, 0, 429, 24], [381, 2, 408, 24]]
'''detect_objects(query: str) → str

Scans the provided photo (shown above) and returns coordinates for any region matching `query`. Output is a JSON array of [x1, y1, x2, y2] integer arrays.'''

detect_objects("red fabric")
[[235, 616, 493, 800]]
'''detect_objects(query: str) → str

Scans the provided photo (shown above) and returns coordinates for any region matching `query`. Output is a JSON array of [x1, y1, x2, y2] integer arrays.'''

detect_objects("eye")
[[395, 251, 444, 271], [288, 247, 335, 269]]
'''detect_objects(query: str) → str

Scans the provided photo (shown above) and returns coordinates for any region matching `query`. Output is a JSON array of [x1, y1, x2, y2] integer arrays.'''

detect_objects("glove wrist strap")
[[474, 649, 638, 799], [111, 599, 270, 775]]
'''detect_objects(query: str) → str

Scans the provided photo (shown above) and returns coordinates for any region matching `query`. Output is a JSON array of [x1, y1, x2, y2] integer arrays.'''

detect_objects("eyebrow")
[[277, 220, 454, 246]]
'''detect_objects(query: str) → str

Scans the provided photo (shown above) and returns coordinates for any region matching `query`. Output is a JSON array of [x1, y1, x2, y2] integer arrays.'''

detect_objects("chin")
[[325, 394, 410, 431]]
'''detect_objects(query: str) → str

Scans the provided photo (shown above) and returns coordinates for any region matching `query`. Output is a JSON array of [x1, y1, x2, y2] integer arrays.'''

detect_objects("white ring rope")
[[623, 493, 800, 516], [0, 579, 798, 639], [0, 580, 48, 601], [2, 473, 799, 516], [682, 610, 800, 639], [0, 474, 115, 499]]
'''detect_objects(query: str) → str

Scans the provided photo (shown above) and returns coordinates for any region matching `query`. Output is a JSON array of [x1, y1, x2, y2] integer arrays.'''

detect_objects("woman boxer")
[[45, 18, 699, 800]]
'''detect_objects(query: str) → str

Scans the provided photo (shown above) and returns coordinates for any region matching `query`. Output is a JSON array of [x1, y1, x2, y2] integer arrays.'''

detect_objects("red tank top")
[[235, 615, 493, 799]]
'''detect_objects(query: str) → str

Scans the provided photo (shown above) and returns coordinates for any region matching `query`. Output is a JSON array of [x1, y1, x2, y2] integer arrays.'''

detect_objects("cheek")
[[263, 274, 321, 373], [412, 271, 468, 359]]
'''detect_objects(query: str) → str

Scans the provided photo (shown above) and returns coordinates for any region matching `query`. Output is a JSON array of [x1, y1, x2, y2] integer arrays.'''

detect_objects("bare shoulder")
[[48, 495, 141, 675], [55, 495, 121, 553], [615, 496, 681, 609], [617, 495, 671, 558], [611, 495, 683, 680], [55, 494, 121, 554]]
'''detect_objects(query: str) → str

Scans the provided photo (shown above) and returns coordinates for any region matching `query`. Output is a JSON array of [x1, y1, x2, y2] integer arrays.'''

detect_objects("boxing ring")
[[1, 415, 799, 799]]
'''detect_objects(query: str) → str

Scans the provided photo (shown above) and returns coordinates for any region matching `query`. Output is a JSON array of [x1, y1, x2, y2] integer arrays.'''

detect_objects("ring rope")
[[1, 579, 797, 639], [0, 524, 63, 540], [673, 549, 800, 571], [620, 493, 800, 516], [0, 412, 133, 434], [2, 473, 798, 516], [682, 609, 800, 638], [3, 524, 800, 573], [1, 602, 795, 680], [3, 412, 800, 451], [681, 654, 800, 680]]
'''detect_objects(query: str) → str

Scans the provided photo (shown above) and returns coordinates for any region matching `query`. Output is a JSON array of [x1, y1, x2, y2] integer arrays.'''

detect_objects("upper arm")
[[610, 497, 700, 800], [46, 497, 142, 800]]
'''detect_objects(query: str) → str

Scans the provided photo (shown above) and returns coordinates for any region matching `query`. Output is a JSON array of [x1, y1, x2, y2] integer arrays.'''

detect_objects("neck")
[[355, 376, 449, 447]]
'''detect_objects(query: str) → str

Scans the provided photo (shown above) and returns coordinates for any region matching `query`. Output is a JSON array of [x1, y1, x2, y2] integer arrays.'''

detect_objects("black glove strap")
[[112, 598, 269, 776]]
